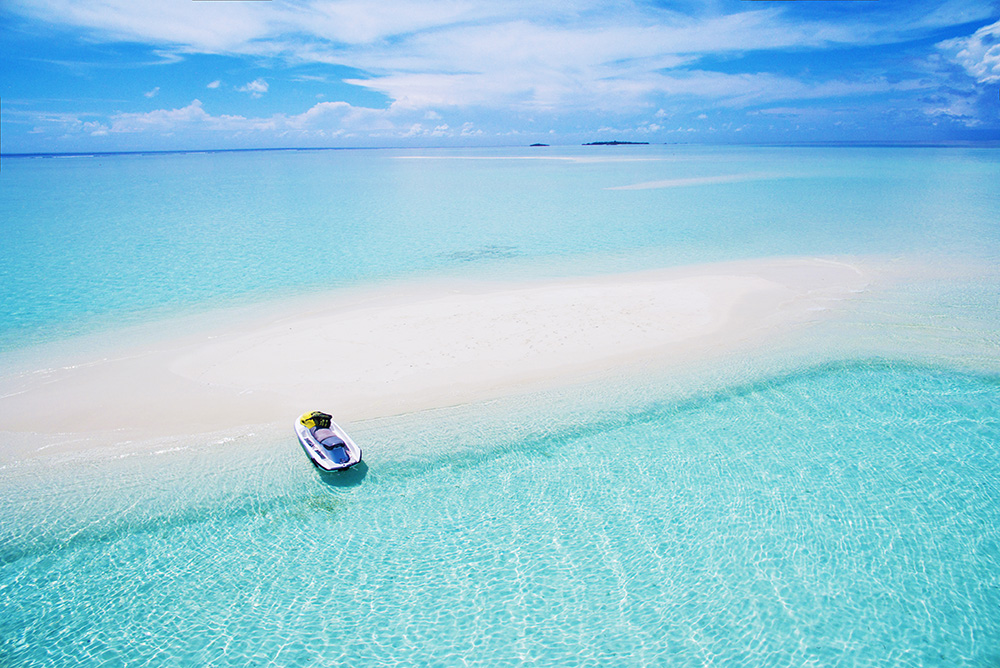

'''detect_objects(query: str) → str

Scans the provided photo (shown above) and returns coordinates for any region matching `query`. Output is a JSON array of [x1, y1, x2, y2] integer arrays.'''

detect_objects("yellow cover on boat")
[[299, 411, 332, 428]]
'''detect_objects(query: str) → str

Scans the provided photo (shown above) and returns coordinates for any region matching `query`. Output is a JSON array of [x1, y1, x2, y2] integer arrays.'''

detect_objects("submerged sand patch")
[[0, 257, 869, 449]]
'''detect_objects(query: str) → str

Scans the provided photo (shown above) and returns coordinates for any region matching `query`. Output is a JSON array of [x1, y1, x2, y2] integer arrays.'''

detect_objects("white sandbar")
[[0, 257, 869, 447]]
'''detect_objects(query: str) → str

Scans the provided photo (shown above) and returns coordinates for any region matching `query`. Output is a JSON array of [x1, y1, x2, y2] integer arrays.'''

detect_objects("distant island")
[[583, 141, 650, 146], [529, 143, 549, 147]]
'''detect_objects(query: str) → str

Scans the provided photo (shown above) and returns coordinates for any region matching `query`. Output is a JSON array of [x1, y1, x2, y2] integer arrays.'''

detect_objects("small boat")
[[295, 411, 363, 471]]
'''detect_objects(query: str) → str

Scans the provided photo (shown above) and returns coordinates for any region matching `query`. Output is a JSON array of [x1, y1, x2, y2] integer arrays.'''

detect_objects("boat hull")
[[294, 420, 363, 472]]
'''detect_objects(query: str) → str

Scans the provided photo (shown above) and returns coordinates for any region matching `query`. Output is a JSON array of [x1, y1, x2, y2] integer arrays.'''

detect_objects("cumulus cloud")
[[53, 98, 469, 139], [109, 100, 213, 133], [207, 80, 221, 89], [938, 18, 1000, 83], [283, 100, 396, 133], [144, 86, 160, 98], [237, 78, 269, 97]]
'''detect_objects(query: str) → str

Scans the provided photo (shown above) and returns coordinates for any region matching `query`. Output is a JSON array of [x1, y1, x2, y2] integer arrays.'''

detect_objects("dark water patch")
[[439, 244, 521, 263]]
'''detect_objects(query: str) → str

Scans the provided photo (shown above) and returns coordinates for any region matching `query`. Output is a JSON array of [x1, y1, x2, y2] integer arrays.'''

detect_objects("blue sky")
[[2, 0, 999, 152]]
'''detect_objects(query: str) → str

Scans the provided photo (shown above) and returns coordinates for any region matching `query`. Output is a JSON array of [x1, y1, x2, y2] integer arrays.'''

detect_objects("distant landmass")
[[583, 141, 650, 146], [529, 143, 549, 147]]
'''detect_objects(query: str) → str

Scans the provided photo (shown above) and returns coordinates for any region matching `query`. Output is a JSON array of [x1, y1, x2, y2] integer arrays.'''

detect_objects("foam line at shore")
[[0, 257, 870, 450]]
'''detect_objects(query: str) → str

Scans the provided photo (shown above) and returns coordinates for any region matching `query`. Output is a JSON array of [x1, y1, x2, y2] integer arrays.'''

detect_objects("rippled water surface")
[[3, 362, 999, 666], [2, 147, 999, 666]]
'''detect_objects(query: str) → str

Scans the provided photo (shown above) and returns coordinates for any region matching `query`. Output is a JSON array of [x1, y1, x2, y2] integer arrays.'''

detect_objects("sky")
[[1, 0, 999, 152]]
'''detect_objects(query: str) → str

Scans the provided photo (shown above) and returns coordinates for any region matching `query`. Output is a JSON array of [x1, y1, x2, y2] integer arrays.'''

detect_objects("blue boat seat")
[[313, 427, 335, 441], [313, 427, 348, 452]]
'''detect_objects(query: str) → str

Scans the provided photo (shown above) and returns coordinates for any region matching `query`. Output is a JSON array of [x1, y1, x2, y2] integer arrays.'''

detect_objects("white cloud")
[[3, 0, 635, 53], [7, 0, 989, 109], [349, 67, 926, 114], [6, 0, 994, 144], [237, 78, 269, 98], [938, 18, 1000, 83], [14, 0, 991, 62], [4, 0, 278, 52], [460, 122, 482, 137], [923, 91, 984, 127], [283, 100, 395, 132], [293, 0, 495, 45], [102, 99, 286, 134], [65, 98, 463, 139], [144, 86, 160, 98], [109, 100, 213, 133], [7, 110, 112, 137]]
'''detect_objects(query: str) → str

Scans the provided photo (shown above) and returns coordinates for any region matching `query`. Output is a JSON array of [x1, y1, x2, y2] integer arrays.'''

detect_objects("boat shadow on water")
[[316, 460, 369, 488]]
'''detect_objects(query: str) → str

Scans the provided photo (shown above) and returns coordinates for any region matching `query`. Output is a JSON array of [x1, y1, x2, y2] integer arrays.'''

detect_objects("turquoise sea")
[[2, 146, 1000, 666]]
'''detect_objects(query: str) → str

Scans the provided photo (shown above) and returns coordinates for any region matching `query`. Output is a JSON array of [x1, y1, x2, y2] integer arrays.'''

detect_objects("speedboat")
[[295, 411, 363, 471]]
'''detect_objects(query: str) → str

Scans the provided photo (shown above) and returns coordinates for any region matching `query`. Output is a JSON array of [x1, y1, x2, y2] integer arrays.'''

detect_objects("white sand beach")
[[0, 256, 869, 449]]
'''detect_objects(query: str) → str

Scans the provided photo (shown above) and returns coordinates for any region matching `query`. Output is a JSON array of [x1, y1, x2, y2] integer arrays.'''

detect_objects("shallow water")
[[2, 146, 999, 666], [2, 361, 999, 666], [3, 146, 999, 349]]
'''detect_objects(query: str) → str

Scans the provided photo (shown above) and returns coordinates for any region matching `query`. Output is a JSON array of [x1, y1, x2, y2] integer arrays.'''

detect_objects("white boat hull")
[[295, 418, 363, 472]]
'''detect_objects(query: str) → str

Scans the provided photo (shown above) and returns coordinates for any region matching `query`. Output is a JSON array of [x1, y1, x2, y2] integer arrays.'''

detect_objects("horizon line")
[[4, 139, 1000, 158]]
